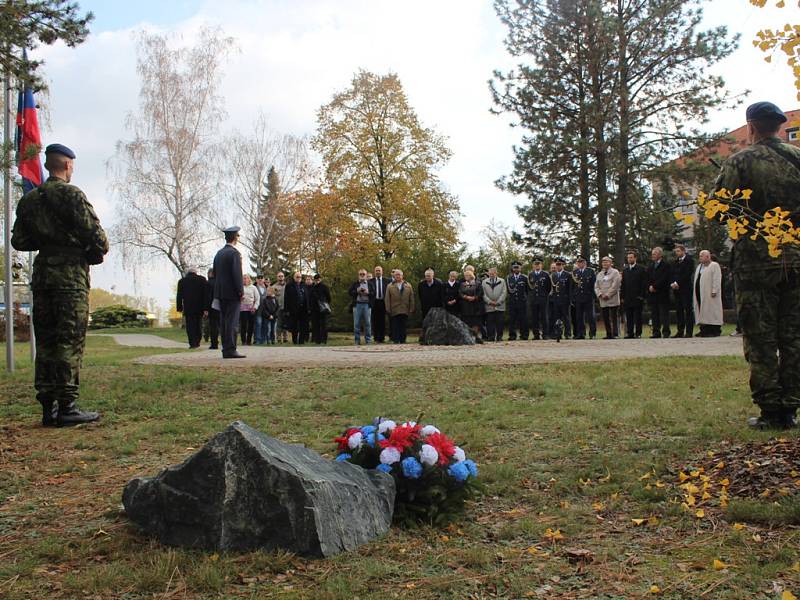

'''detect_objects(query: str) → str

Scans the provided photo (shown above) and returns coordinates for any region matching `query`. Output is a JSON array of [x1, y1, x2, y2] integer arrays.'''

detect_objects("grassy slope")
[[0, 338, 797, 599]]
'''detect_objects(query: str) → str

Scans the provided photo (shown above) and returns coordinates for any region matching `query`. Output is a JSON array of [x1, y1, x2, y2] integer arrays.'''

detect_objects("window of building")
[[787, 127, 799, 142]]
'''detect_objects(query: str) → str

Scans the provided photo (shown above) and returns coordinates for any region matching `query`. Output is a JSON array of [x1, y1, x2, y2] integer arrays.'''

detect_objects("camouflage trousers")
[[735, 268, 800, 412], [32, 289, 89, 407]]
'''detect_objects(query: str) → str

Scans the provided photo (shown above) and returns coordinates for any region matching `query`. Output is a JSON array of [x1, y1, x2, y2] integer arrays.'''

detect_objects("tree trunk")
[[614, 0, 630, 264]]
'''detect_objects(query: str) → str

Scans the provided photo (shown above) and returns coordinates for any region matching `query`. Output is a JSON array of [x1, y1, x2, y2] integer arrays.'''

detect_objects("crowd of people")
[[176, 242, 728, 349]]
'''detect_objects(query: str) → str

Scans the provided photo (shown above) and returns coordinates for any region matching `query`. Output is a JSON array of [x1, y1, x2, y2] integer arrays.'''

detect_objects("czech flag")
[[15, 80, 43, 194]]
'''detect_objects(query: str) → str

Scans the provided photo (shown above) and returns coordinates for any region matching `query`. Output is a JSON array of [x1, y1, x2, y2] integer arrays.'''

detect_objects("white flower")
[[419, 444, 439, 466], [347, 432, 363, 450], [379, 447, 401, 464], [378, 419, 396, 435], [452, 447, 466, 462], [420, 425, 440, 437], [401, 421, 417, 428]]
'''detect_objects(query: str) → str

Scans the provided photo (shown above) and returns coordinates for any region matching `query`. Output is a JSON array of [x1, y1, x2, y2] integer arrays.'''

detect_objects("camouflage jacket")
[[11, 176, 108, 291], [715, 137, 800, 273]]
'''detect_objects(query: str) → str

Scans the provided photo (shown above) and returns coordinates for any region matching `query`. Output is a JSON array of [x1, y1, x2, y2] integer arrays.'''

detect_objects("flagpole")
[[3, 69, 14, 372]]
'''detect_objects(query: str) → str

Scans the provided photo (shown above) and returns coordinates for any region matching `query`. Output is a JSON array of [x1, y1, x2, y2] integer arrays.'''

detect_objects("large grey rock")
[[422, 307, 476, 346], [122, 421, 395, 557]]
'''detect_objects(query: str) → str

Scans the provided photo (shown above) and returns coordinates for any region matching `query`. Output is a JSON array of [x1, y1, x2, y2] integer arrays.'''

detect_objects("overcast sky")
[[20, 0, 800, 310]]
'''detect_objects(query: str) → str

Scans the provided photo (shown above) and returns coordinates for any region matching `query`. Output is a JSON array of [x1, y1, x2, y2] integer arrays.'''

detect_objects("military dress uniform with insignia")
[[506, 261, 529, 340], [11, 144, 108, 427], [527, 260, 551, 339], [715, 101, 800, 428], [572, 257, 597, 339], [212, 226, 246, 358], [550, 258, 572, 338]]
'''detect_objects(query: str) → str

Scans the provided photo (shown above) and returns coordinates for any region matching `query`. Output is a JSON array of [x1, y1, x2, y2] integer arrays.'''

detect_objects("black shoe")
[[57, 402, 100, 427], [671, 333, 683, 338], [41, 401, 58, 427], [223, 352, 247, 359], [747, 411, 797, 429], [209, 345, 218, 350], [574, 336, 585, 340], [651, 334, 661, 339], [624, 335, 634, 339], [474, 337, 484, 344]]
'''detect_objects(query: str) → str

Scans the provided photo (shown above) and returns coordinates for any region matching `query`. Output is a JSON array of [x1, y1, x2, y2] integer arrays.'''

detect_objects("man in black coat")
[[527, 258, 551, 340], [646, 246, 672, 338], [670, 244, 695, 338], [204, 268, 219, 350], [284, 271, 310, 344], [176, 267, 207, 349], [310, 273, 332, 344], [418, 268, 445, 320], [212, 226, 245, 358], [571, 256, 597, 339], [506, 261, 529, 340], [621, 250, 647, 338], [370, 265, 392, 343]]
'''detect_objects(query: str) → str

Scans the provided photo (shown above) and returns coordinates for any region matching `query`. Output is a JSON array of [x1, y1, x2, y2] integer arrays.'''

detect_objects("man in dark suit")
[[527, 258, 551, 340], [621, 250, 647, 338], [370, 265, 392, 343], [212, 226, 245, 358], [506, 261, 529, 340], [571, 256, 597, 339], [418, 268, 444, 320], [670, 244, 695, 338], [550, 257, 572, 338], [646, 246, 672, 338], [204, 268, 219, 350], [176, 266, 207, 348]]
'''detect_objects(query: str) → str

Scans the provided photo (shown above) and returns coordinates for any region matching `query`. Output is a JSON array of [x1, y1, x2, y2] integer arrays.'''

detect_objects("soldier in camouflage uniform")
[[11, 144, 108, 427], [715, 102, 800, 429]]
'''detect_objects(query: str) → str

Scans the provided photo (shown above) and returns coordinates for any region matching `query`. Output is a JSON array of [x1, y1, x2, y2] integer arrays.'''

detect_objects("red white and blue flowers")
[[333, 418, 479, 525]]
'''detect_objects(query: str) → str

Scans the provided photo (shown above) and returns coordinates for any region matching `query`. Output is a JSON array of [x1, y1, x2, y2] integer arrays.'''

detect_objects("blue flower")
[[448, 462, 470, 482], [361, 425, 377, 437], [335, 453, 352, 462], [401, 457, 423, 479], [376, 463, 392, 474], [463, 459, 478, 478], [364, 432, 385, 448]]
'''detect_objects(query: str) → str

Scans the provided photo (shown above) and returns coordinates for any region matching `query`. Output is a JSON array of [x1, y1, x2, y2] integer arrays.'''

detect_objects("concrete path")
[[132, 335, 744, 369], [90, 333, 187, 349]]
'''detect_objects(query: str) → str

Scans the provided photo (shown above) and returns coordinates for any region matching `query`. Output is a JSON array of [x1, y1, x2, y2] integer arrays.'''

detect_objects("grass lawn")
[[0, 337, 798, 599]]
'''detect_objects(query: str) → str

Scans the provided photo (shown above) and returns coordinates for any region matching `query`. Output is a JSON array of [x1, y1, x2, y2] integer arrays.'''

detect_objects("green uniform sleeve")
[[10, 196, 37, 251], [69, 189, 109, 265]]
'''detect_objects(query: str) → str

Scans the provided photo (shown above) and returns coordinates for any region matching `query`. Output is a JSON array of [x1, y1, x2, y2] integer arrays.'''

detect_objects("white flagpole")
[[3, 69, 14, 372]]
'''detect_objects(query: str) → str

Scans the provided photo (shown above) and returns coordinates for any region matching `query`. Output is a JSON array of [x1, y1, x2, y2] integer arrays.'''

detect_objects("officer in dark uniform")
[[11, 143, 108, 427], [572, 256, 597, 339], [506, 260, 529, 340], [550, 257, 572, 338], [527, 258, 551, 340], [212, 226, 245, 358]]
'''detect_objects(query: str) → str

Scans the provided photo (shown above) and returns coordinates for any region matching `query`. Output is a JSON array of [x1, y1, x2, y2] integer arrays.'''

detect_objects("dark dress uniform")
[[11, 144, 109, 427], [212, 233, 244, 358], [671, 254, 696, 337], [506, 270, 529, 340], [176, 271, 207, 348], [621, 263, 647, 338], [646, 259, 672, 338], [572, 265, 597, 339], [550, 269, 572, 338], [527, 268, 551, 339]]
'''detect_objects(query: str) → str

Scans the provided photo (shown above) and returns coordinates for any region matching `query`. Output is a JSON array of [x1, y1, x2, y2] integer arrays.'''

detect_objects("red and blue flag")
[[15, 80, 43, 194]]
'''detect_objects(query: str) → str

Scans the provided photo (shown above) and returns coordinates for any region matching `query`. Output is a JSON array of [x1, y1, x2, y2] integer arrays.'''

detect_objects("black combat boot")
[[747, 409, 795, 430], [41, 401, 58, 427], [57, 400, 100, 427]]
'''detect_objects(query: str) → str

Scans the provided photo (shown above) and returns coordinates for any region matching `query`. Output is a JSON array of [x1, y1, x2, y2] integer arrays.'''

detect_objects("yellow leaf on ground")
[[732, 523, 745, 530], [713, 559, 727, 571], [592, 502, 605, 511], [695, 509, 705, 518], [678, 472, 689, 482], [720, 478, 730, 487], [782, 592, 797, 600], [650, 584, 662, 594], [792, 561, 800, 572], [631, 518, 646, 526]]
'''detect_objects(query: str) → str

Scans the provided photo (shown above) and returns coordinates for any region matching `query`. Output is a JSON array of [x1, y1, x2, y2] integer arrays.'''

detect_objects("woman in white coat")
[[594, 256, 621, 338], [692, 250, 723, 337]]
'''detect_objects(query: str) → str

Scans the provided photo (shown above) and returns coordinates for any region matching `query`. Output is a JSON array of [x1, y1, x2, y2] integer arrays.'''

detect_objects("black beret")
[[44, 143, 76, 159], [746, 101, 787, 124]]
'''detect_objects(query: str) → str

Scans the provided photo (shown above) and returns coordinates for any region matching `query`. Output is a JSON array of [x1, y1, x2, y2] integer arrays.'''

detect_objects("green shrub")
[[89, 304, 148, 329]]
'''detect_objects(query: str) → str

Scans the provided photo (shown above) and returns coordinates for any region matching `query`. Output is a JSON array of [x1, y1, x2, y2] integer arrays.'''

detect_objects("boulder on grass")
[[122, 421, 395, 558], [422, 307, 475, 346]]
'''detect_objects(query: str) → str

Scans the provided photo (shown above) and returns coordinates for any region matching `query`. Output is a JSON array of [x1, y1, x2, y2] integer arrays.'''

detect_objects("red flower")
[[334, 428, 361, 451], [379, 423, 421, 451], [425, 432, 456, 466]]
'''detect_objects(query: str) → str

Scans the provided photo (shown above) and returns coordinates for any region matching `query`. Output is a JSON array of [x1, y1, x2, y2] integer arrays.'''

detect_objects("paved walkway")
[[131, 336, 744, 369], [90, 333, 186, 349]]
